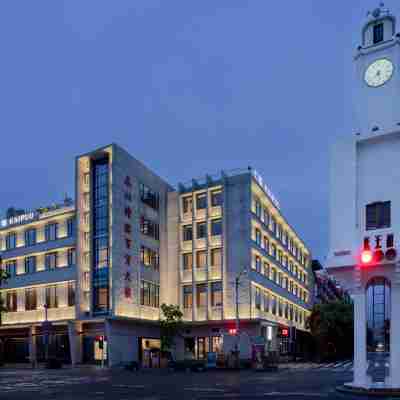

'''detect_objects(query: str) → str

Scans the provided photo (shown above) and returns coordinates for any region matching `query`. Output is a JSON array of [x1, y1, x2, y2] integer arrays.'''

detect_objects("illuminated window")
[[196, 193, 207, 210], [255, 228, 261, 245], [211, 190, 222, 207], [24, 228, 36, 246], [5, 232, 16, 250], [45, 223, 58, 241], [211, 282, 222, 307], [141, 246, 159, 269], [183, 285, 193, 308], [182, 225, 193, 241], [196, 250, 207, 268], [211, 248, 222, 266], [45, 252, 58, 270], [45, 285, 58, 309], [25, 256, 36, 274], [197, 221, 207, 239], [196, 284, 207, 307], [25, 288, 37, 311], [182, 253, 193, 270], [182, 196, 193, 214], [6, 291, 17, 312]]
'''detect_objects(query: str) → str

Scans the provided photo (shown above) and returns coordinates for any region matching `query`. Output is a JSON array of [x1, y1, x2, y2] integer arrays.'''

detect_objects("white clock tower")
[[354, 5, 400, 135], [327, 4, 400, 393]]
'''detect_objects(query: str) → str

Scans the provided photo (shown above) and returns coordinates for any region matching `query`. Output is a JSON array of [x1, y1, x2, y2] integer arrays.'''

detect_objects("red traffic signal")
[[361, 249, 373, 265], [281, 328, 289, 337], [228, 328, 238, 336]]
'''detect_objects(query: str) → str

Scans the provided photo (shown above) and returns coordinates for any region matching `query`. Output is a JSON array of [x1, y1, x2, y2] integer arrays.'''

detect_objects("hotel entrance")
[[139, 338, 160, 368]]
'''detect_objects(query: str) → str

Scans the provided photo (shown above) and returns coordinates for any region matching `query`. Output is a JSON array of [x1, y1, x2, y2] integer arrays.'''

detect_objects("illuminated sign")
[[228, 328, 237, 336], [1, 212, 38, 228], [281, 328, 289, 337], [252, 170, 280, 210]]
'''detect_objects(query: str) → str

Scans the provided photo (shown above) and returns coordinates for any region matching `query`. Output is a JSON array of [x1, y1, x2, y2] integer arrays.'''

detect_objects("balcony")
[[209, 265, 222, 280], [181, 269, 192, 283], [195, 267, 207, 281], [2, 306, 75, 325], [196, 306, 207, 321]]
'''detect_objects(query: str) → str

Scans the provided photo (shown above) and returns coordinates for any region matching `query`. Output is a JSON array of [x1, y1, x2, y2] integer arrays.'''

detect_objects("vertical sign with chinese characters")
[[124, 176, 133, 299]]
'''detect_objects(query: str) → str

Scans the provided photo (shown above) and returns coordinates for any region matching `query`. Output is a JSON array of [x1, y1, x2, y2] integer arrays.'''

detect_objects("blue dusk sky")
[[0, 1, 398, 261]]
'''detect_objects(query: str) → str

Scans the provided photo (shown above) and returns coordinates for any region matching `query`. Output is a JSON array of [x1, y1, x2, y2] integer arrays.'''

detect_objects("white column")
[[353, 291, 368, 387], [68, 321, 82, 366], [29, 326, 37, 367], [389, 284, 400, 387]]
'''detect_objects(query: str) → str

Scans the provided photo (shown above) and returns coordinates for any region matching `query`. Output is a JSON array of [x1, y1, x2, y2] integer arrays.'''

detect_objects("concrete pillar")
[[353, 291, 368, 387], [68, 321, 83, 366], [388, 284, 400, 387], [29, 326, 37, 367]]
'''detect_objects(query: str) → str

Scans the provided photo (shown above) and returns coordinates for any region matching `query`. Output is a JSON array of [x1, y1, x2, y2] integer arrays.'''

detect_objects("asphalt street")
[[0, 366, 376, 400]]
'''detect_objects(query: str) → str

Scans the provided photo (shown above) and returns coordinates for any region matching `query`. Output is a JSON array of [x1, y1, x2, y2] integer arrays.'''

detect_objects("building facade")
[[0, 143, 312, 366], [326, 7, 400, 388]]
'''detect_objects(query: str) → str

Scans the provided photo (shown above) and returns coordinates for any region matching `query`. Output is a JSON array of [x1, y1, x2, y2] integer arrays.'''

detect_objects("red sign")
[[228, 328, 237, 336], [281, 329, 289, 337]]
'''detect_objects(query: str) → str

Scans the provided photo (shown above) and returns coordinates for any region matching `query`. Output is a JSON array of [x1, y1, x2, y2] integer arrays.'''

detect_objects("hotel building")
[[0, 144, 312, 366]]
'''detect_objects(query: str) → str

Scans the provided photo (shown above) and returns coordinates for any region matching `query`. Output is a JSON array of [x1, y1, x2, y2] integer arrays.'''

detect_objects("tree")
[[160, 304, 183, 355], [307, 300, 354, 362]]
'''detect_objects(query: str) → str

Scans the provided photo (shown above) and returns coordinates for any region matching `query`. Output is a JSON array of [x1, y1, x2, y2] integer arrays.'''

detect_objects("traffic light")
[[360, 235, 397, 266]]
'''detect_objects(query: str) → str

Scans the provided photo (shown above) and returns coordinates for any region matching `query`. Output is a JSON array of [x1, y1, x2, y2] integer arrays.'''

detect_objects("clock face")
[[365, 59, 394, 88]]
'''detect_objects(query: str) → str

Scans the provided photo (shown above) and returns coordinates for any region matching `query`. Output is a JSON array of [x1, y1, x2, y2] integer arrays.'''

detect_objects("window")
[[197, 221, 207, 239], [45, 223, 58, 241], [366, 201, 391, 230], [255, 255, 261, 273], [271, 296, 277, 315], [140, 246, 159, 270], [6, 291, 17, 312], [270, 267, 276, 282], [270, 217, 276, 233], [271, 244, 276, 258], [211, 190, 222, 207], [182, 196, 193, 214], [255, 287, 261, 310], [25, 256, 36, 274], [373, 23, 384, 44], [211, 248, 222, 266], [182, 225, 193, 241], [5, 260, 17, 277], [67, 218, 76, 237], [6, 232, 16, 250], [45, 285, 58, 309], [140, 217, 159, 240], [196, 193, 207, 210], [68, 282, 75, 306], [255, 228, 261, 246], [196, 250, 207, 268], [196, 284, 207, 307], [263, 209, 269, 226], [211, 282, 223, 307], [25, 288, 37, 311], [263, 237, 269, 253], [264, 292, 270, 312], [140, 281, 160, 308], [45, 252, 58, 270], [140, 183, 160, 210], [183, 253, 193, 270], [94, 237, 108, 269], [277, 250, 283, 264], [255, 200, 262, 218], [263, 262, 269, 277], [284, 302, 289, 319], [211, 219, 222, 236], [278, 300, 283, 317], [183, 285, 193, 308], [24, 229, 36, 246], [68, 248, 76, 266]]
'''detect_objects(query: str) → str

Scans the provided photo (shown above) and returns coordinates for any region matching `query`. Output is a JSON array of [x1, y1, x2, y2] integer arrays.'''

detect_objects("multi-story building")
[[0, 143, 312, 366]]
